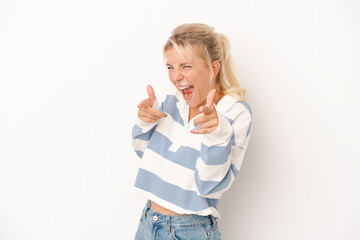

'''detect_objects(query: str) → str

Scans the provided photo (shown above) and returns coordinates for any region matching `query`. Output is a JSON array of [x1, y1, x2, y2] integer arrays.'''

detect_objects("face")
[[165, 47, 217, 108]]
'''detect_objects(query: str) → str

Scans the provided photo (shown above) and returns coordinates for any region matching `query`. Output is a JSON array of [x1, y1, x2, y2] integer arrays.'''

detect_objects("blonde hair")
[[163, 23, 246, 101]]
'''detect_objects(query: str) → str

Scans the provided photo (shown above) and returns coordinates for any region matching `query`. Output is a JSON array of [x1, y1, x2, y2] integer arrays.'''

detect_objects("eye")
[[167, 66, 174, 70], [183, 65, 192, 69]]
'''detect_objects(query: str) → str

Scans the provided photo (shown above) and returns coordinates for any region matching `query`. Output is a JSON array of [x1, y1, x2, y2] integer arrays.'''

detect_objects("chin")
[[185, 99, 201, 108]]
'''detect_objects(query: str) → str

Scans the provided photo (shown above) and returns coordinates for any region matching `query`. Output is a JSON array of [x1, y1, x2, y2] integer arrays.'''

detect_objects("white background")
[[1, 0, 359, 239]]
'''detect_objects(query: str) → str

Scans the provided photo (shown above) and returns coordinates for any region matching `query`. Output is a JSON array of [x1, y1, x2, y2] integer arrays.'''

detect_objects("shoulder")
[[217, 95, 252, 142], [216, 95, 252, 123]]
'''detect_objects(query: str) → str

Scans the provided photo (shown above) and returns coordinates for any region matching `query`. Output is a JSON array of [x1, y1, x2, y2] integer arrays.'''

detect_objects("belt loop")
[[166, 215, 171, 233], [210, 215, 217, 227], [142, 200, 151, 220]]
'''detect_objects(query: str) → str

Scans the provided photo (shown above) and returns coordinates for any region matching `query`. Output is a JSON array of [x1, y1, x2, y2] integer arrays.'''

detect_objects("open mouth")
[[178, 85, 194, 100]]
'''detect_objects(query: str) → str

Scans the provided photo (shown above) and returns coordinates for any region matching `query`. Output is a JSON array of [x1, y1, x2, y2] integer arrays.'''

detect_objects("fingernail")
[[190, 130, 195, 134]]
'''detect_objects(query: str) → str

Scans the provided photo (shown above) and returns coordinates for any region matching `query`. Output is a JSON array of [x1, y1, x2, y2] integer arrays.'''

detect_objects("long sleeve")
[[131, 99, 160, 158], [194, 102, 252, 199], [132, 92, 252, 218]]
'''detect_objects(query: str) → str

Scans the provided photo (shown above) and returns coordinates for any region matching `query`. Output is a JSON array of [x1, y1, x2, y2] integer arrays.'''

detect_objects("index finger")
[[142, 107, 167, 118], [206, 89, 216, 107], [147, 85, 156, 102]]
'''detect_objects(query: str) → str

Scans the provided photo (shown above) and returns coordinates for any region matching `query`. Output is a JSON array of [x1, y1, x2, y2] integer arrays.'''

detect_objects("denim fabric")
[[134, 201, 221, 240]]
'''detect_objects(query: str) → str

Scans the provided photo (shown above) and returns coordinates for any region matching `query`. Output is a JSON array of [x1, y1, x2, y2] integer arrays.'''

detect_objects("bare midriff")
[[150, 200, 184, 215]]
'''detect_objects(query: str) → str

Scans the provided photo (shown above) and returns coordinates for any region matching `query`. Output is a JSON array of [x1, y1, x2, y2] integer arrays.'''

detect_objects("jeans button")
[[152, 216, 158, 221]]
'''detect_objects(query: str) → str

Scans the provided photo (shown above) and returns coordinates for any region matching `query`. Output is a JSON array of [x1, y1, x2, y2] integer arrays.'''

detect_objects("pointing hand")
[[137, 85, 167, 123], [191, 89, 219, 134]]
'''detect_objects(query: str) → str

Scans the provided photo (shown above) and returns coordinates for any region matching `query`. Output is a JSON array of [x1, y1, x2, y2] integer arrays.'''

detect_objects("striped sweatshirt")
[[131, 89, 252, 219]]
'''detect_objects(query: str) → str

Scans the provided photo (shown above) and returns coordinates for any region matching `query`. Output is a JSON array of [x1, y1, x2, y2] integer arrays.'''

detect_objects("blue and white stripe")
[[131, 92, 252, 219]]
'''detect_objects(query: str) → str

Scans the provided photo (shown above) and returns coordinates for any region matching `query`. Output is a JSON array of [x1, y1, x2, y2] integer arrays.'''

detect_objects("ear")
[[212, 61, 221, 79]]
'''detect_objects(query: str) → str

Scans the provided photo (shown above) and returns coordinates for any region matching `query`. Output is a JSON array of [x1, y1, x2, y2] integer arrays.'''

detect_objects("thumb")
[[147, 85, 156, 103], [206, 89, 216, 107]]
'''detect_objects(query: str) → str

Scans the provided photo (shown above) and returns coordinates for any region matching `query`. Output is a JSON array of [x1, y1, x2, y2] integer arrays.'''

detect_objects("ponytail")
[[163, 23, 247, 102], [218, 34, 246, 101]]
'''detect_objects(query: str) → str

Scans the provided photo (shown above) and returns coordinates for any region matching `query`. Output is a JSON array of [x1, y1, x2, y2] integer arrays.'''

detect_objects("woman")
[[131, 23, 252, 240]]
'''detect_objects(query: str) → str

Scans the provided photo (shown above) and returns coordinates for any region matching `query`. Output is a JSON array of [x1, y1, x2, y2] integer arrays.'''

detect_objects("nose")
[[171, 68, 184, 83]]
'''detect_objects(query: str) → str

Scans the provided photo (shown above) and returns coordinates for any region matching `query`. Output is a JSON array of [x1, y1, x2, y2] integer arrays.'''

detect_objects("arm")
[[194, 103, 252, 199], [131, 85, 166, 158]]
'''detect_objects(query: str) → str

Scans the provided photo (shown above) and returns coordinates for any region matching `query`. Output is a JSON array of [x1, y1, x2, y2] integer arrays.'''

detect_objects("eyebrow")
[[166, 63, 190, 67]]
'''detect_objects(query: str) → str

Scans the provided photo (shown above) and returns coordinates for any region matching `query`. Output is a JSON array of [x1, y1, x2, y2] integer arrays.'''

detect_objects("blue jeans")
[[134, 201, 221, 240]]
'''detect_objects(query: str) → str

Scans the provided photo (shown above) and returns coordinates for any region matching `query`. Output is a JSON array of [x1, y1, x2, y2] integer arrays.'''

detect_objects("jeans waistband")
[[141, 200, 217, 228]]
